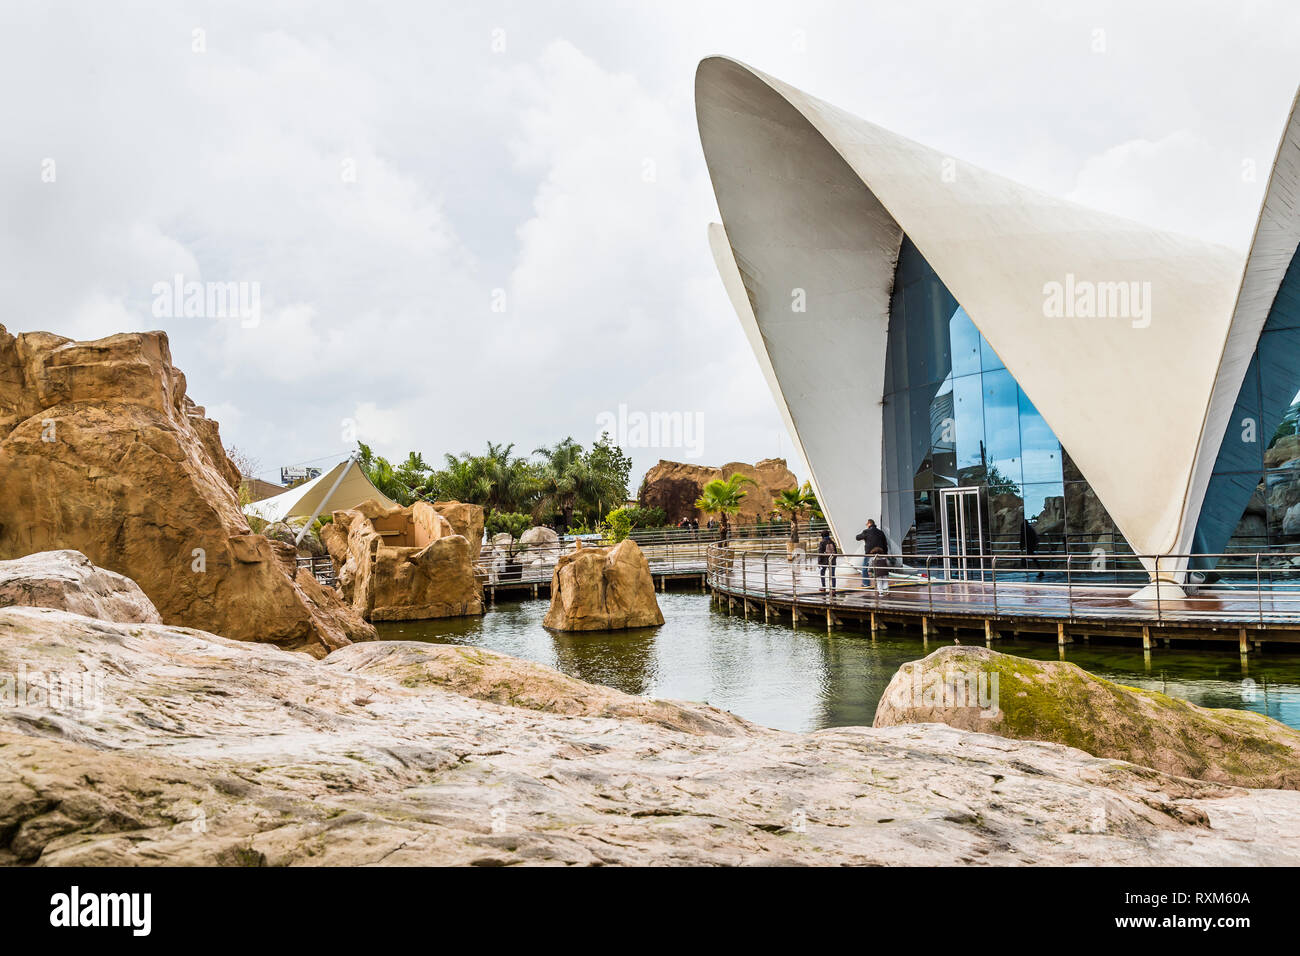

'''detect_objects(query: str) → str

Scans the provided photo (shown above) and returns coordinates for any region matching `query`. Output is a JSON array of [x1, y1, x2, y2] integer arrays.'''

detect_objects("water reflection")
[[376, 594, 1300, 733]]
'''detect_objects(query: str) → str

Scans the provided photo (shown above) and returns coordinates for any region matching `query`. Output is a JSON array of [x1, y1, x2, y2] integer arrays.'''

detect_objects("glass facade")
[[882, 237, 1300, 562], [1191, 245, 1300, 560], [882, 237, 1120, 557]]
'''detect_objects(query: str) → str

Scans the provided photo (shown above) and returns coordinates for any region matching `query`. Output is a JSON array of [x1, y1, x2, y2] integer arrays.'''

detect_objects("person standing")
[[855, 519, 888, 586], [817, 529, 838, 595]]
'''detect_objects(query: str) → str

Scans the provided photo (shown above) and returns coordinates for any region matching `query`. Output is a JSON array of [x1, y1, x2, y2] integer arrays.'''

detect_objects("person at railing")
[[855, 519, 889, 586], [817, 528, 838, 595], [869, 547, 889, 593]]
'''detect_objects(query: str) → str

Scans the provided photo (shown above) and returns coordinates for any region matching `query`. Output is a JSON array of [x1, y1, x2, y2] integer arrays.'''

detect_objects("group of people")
[[808, 518, 891, 596]]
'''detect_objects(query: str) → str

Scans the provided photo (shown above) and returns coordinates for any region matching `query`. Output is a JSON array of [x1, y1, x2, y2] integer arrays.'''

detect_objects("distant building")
[[280, 465, 322, 487], [240, 477, 285, 504]]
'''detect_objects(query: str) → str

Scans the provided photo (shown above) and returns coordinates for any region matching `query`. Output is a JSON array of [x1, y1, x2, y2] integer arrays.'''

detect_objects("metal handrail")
[[703, 540, 1300, 626]]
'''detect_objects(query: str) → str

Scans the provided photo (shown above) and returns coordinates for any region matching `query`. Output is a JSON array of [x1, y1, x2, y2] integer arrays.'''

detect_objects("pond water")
[[375, 592, 1300, 733]]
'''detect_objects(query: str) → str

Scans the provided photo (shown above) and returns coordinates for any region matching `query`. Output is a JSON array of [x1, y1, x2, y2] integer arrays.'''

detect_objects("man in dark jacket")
[[855, 519, 888, 586], [817, 529, 838, 595]]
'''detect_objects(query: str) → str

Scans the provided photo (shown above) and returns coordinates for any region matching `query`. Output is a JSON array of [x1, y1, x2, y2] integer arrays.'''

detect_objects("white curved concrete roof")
[[697, 55, 1298, 566], [1180, 87, 1300, 557]]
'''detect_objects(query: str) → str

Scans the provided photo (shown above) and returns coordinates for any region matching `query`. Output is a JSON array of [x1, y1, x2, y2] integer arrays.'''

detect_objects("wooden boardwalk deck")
[[707, 560, 1300, 651]]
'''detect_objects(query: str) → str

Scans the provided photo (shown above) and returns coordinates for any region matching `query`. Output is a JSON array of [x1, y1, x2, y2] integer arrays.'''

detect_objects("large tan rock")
[[0, 327, 374, 656], [874, 645, 1300, 790], [543, 539, 664, 631], [431, 501, 484, 554], [0, 550, 161, 624], [321, 499, 483, 621], [3, 602, 1300, 865], [638, 458, 799, 525]]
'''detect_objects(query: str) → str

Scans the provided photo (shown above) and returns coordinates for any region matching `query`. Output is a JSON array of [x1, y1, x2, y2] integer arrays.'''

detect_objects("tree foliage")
[[357, 433, 633, 528], [695, 473, 757, 538]]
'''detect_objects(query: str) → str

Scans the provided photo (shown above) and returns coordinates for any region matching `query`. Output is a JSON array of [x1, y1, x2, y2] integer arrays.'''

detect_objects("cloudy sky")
[[3, 0, 1297, 489]]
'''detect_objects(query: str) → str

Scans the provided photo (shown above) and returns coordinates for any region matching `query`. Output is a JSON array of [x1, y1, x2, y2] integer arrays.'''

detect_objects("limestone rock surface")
[[0, 550, 161, 624], [2, 604, 1300, 866]]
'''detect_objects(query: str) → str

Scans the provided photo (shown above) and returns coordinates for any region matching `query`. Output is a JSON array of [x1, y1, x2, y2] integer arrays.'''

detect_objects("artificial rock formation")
[[874, 645, 1300, 790], [4, 593, 1300, 864], [0, 550, 162, 624], [321, 499, 483, 621], [431, 501, 485, 555], [543, 539, 664, 631], [0, 326, 374, 656], [639, 458, 799, 525]]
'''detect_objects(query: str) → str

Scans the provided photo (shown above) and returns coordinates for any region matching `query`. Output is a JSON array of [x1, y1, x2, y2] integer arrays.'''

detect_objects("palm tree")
[[534, 438, 595, 533], [774, 486, 815, 542], [695, 473, 757, 541]]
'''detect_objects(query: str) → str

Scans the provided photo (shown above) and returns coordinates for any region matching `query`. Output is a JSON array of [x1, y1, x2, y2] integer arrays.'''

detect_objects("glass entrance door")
[[939, 486, 985, 581]]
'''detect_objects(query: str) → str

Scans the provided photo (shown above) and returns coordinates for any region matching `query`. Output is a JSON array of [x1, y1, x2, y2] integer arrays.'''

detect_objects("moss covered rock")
[[874, 645, 1300, 790]]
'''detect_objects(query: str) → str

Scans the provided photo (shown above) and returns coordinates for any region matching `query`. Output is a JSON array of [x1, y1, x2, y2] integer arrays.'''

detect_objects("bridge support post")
[[826, 608, 833, 632], [870, 612, 877, 637], [985, 620, 995, 645], [1239, 628, 1249, 655], [921, 616, 930, 646], [764, 602, 769, 623], [1057, 622, 1069, 646], [1142, 626, 1152, 651]]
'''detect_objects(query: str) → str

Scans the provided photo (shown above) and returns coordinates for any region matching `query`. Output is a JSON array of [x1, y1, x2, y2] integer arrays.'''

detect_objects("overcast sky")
[[3, 1, 1297, 489]]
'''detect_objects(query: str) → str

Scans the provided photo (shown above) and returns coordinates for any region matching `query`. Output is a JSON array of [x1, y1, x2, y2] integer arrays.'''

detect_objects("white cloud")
[[2, 0, 1297, 493]]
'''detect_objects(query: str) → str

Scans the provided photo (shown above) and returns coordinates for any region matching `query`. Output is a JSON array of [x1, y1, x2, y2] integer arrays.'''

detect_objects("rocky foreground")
[[4, 595, 1300, 865]]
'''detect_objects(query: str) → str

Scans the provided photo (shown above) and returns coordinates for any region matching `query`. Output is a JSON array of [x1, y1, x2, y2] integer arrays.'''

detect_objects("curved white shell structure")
[[696, 55, 1300, 573]]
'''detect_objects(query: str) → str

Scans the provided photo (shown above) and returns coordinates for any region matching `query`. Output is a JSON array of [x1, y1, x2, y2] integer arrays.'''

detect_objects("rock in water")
[[543, 539, 664, 631], [321, 499, 483, 620], [874, 645, 1300, 790], [0, 327, 375, 655], [0, 550, 162, 624]]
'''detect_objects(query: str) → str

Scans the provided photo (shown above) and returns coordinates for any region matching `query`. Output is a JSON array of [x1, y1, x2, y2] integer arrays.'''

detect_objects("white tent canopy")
[[245, 459, 399, 524]]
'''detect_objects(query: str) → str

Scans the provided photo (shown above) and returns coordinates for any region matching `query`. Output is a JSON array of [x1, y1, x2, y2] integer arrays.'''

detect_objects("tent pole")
[[295, 455, 356, 545]]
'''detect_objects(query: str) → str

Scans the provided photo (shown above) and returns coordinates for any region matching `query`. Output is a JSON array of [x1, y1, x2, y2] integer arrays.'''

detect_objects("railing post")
[[763, 553, 769, 605], [741, 549, 747, 597], [1154, 555, 1162, 625], [1066, 553, 1073, 619], [1257, 552, 1264, 627], [926, 555, 934, 615], [991, 555, 998, 617]]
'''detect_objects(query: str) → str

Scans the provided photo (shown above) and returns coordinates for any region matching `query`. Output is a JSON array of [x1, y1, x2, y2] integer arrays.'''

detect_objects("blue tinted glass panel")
[[952, 373, 985, 478], [949, 308, 981, 379], [1018, 388, 1062, 484], [983, 368, 1023, 486]]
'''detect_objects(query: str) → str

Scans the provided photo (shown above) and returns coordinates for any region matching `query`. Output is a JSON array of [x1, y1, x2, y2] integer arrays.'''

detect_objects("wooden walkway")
[[706, 560, 1300, 652]]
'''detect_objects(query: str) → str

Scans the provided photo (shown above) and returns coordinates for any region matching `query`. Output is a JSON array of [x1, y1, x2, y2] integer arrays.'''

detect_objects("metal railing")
[[704, 539, 1300, 626], [476, 522, 828, 586], [295, 555, 338, 587]]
